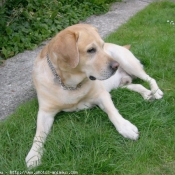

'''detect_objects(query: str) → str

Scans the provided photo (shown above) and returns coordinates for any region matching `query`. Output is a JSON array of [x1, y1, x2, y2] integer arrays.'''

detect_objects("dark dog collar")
[[46, 54, 81, 90]]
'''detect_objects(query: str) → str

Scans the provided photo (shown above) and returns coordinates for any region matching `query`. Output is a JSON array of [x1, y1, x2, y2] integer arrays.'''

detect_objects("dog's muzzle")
[[89, 61, 119, 81]]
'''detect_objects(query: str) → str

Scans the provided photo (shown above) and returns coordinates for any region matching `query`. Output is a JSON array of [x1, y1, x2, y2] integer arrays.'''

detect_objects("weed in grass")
[[0, 1, 175, 174]]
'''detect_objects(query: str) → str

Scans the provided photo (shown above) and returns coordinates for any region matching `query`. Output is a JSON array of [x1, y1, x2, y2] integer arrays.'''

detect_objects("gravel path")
[[0, 0, 155, 120]]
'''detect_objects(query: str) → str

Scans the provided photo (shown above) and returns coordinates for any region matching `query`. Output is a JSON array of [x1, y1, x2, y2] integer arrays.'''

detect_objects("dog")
[[26, 24, 163, 168]]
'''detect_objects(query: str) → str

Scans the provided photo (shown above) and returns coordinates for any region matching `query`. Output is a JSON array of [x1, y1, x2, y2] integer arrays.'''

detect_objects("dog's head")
[[46, 24, 119, 81]]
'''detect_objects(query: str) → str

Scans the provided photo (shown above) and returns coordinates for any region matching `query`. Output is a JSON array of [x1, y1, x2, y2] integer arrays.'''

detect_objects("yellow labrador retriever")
[[26, 24, 163, 168]]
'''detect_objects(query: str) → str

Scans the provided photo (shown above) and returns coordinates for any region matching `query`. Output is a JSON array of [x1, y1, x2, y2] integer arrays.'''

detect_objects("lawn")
[[0, 1, 175, 174]]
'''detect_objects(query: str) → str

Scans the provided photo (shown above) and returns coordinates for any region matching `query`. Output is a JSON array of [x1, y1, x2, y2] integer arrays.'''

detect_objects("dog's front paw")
[[152, 89, 164, 99], [25, 149, 42, 169], [117, 119, 139, 140]]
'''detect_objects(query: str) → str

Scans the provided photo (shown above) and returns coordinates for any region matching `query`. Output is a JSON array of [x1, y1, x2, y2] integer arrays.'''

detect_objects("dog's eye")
[[87, 48, 96, 53]]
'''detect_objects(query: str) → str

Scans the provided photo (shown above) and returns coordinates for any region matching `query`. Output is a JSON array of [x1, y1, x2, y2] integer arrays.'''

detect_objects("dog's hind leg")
[[104, 43, 163, 99], [120, 68, 163, 100], [132, 71, 163, 99], [122, 84, 155, 100]]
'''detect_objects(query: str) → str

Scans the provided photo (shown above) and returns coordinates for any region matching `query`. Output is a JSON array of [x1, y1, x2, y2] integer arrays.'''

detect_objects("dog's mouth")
[[89, 69, 117, 81], [89, 72, 115, 81], [89, 76, 96, 80]]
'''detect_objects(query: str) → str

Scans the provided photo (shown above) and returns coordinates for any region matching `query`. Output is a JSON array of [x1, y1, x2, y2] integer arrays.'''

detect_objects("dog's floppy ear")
[[49, 29, 79, 68], [123, 45, 131, 50]]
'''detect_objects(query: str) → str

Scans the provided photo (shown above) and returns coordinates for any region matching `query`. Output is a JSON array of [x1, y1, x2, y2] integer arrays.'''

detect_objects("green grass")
[[1, 1, 175, 174]]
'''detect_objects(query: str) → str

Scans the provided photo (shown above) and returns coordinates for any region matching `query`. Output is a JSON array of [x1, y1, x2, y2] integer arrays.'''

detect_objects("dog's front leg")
[[25, 109, 57, 168], [97, 91, 139, 140]]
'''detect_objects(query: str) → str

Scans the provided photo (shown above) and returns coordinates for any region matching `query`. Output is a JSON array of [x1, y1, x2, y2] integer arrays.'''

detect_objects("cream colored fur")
[[26, 24, 163, 168]]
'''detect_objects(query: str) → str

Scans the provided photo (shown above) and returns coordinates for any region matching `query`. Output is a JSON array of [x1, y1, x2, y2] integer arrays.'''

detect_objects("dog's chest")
[[61, 92, 94, 112], [57, 84, 94, 111], [62, 99, 94, 112], [59, 90, 86, 105]]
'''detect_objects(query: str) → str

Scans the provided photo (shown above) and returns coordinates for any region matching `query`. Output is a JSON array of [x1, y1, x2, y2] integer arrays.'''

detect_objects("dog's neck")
[[47, 54, 86, 90]]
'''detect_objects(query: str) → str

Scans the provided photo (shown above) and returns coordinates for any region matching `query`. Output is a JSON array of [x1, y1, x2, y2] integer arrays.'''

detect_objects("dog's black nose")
[[110, 61, 119, 70]]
